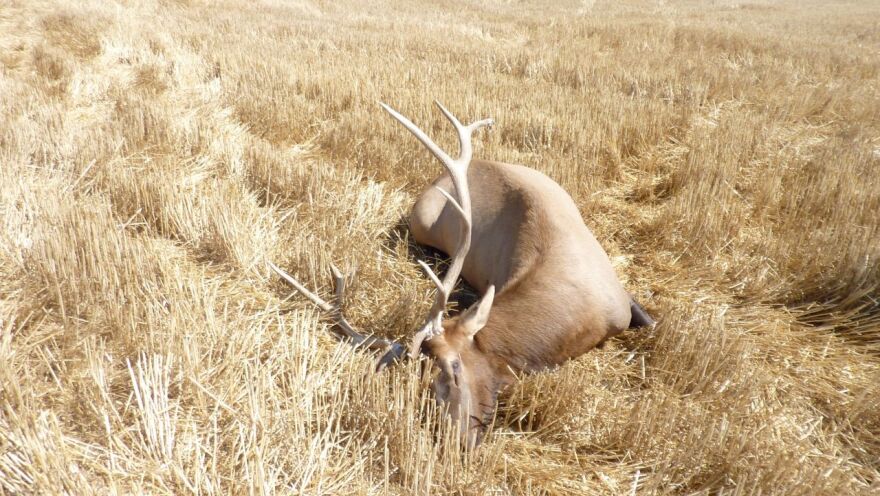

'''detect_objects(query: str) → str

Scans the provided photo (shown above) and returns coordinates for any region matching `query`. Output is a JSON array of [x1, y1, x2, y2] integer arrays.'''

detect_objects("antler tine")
[[408, 326, 434, 361], [434, 100, 464, 132], [435, 100, 494, 167], [433, 186, 468, 226], [417, 260, 445, 296], [269, 260, 335, 314], [268, 261, 406, 359], [380, 103, 454, 169]]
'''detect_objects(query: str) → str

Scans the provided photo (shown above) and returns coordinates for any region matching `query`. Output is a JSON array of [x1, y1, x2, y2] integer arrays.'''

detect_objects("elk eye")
[[451, 360, 461, 374]]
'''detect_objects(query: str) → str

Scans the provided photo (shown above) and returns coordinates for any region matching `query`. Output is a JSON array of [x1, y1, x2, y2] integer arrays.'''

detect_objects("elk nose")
[[431, 379, 450, 404], [462, 424, 484, 451]]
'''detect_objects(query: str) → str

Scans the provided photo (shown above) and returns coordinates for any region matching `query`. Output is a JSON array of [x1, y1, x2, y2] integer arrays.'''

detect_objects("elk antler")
[[267, 261, 406, 363], [379, 101, 494, 364]]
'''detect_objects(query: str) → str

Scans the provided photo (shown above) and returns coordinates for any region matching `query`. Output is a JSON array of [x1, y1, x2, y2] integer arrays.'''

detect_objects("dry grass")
[[1, 0, 879, 493]]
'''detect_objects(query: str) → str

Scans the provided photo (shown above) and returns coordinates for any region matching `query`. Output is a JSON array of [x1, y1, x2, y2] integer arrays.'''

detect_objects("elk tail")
[[629, 297, 655, 328]]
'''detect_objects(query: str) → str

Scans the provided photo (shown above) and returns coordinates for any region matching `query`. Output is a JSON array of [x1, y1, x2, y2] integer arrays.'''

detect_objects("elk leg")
[[628, 297, 655, 328]]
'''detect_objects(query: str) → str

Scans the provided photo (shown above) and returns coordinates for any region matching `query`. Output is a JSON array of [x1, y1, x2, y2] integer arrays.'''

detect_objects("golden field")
[[1, 0, 879, 493]]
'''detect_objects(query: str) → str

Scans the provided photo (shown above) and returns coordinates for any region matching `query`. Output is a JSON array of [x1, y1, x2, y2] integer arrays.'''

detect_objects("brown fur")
[[411, 159, 644, 447]]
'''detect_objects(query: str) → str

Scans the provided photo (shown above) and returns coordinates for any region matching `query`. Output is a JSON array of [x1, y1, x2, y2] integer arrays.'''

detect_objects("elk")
[[269, 102, 654, 449]]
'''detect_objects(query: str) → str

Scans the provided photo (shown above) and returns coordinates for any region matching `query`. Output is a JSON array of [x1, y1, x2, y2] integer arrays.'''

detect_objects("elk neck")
[[471, 261, 595, 374]]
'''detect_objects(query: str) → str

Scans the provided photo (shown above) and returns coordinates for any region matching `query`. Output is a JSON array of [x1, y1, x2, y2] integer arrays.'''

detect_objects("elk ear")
[[460, 285, 495, 338]]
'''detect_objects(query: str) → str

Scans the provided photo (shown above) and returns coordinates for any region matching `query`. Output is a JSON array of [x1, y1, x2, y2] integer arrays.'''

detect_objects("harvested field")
[[1, 0, 879, 493]]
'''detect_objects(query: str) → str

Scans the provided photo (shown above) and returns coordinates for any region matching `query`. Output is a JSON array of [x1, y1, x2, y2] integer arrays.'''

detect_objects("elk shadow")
[[385, 215, 480, 315]]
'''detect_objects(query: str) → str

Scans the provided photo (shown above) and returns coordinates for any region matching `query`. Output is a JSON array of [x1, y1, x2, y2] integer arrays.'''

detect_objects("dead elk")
[[269, 102, 654, 449]]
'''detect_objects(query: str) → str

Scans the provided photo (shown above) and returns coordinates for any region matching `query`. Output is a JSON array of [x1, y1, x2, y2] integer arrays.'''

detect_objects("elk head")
[[268, 101, 498, 449], [415, 285, 515, 449]]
